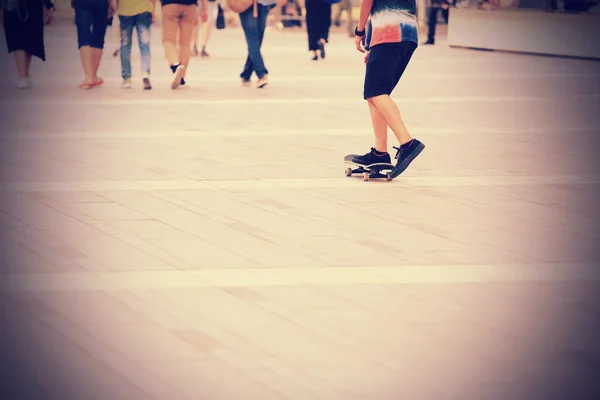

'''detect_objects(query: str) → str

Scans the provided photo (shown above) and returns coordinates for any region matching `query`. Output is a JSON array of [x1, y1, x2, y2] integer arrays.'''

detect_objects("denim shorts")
[[74, 0, 109, 49]]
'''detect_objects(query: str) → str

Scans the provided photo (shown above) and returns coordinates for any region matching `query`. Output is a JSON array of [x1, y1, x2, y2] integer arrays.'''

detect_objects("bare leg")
[[14, 50, 29, 79], [200, 19, 211, 51], [368, 100, 388, 152], [191, 23, 199, 53], [369, 94, 413, 145], [178, 12, 195, 78], [91, 48, 103, 80], [79, 45, 95, 84], [25, 53, 32, 76]]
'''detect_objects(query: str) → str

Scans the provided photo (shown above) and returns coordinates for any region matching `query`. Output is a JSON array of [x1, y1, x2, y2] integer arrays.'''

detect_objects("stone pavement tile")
[[94, 190, 188, 211], [85, 322, 209, 361], [147, 289, 273, 357], [65, 202, 151, 221], [161, 287, 366, 364], [106, 219, 197, 241], [212, 349, 344, 400], [144, 237, 258, 269], [31, 291, 156, 325], [143, 357, 285, 400], [36, 217, 178, 271], [106, 290, 193, 330], [2, 297, 152, 400], [26, 190, 113, 204], [38, 312, 185, 399]]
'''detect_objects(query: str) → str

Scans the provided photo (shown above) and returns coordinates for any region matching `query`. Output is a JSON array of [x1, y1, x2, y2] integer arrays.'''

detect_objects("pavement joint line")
[[3, 72, 599, 84], [2, 174, 599, 192], [1, 126, 597, 139], [2, 94, 599, 107], [1, 262, 599, 293]]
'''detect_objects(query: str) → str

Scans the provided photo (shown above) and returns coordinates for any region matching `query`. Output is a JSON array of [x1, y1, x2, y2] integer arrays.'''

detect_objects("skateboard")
[[344, 154, 395, 182]]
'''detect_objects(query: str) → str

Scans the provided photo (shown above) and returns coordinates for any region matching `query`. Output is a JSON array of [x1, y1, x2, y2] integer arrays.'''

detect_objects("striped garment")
[[365, 0, 419, 50]]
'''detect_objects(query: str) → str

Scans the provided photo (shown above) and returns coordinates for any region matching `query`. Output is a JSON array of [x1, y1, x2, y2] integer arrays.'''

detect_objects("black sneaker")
[[170, 63, 185, 89], [352, 148, 392, 166], [143, 77, 152, 90], [390, 139, 425, 178]]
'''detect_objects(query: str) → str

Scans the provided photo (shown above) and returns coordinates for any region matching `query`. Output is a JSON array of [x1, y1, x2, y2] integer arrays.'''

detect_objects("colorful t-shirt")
[[119, 0, 153, 16], [365, 0, 419, 50]]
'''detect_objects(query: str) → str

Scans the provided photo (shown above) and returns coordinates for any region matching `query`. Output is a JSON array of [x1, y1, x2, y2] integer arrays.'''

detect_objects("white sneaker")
[[17, 78, 31, 89], [121, 78, 132, 89]]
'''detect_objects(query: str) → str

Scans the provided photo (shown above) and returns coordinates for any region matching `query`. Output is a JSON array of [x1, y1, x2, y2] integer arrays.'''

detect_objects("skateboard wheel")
[[362, 172, 370, 181], [345, 167, 352, 177], [386, 172, 392, 181]]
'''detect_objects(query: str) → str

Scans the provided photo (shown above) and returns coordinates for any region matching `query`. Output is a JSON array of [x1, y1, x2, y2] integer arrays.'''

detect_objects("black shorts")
[[363, 41, 418, 100]]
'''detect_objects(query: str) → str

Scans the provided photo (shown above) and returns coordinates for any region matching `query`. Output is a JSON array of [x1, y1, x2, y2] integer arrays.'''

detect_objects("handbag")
[[225, 0, 258, 16], [216, 4, 225, 29]]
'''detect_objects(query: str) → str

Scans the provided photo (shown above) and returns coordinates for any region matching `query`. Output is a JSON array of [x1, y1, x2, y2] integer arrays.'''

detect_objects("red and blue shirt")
[[365, 0, 419, 50]]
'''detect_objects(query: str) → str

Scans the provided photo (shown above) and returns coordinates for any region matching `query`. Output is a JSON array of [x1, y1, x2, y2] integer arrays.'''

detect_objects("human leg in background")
[[135, 12, 153, 89], [14, 50, 32, 87], [191, 12, 200, 55], [343, 0, 353, 37], [162, 4, 186, 89], [177, 5, 197, 84], [305, 0, 320, 59], [75, 1, 96, 88], [118, 14, 134, 87], [198, 1, 217, 57], [318, 2, 332, 58], [112, 14, 121, 56], [239, 5, 270, 87], [333, 1, 342, 25], [90, 0, 109, 85], [425, 6, 438, 44]]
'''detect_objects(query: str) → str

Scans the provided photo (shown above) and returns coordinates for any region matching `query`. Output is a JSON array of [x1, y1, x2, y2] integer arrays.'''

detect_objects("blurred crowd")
[[4, 0, 594, 91]]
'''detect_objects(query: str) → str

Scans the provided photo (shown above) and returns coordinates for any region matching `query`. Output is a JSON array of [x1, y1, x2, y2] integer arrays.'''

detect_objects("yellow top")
[[118, 0, 154, 17]]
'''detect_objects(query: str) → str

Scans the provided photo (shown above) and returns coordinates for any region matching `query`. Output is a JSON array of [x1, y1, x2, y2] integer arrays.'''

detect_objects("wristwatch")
[[354, 26, 365, 37]]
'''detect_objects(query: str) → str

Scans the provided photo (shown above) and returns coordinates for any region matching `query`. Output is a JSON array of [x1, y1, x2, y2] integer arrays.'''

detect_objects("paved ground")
[[1, 15, 600, 400]]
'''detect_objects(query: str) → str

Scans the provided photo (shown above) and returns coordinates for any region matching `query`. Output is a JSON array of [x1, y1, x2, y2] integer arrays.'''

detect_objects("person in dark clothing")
[[305, 0, 331, 60], [2, 0, 51, 88], [424, 0, 452, 45]]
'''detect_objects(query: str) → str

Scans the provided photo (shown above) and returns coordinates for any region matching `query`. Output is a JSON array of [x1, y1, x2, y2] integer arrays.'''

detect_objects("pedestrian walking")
[[2, 0, 51, 88], [237, 0, 286, 88], [112, 0, 155, 89], [72, 0, 113, 89], [161, 0, 208, 89], [305, 0, 331, 60]]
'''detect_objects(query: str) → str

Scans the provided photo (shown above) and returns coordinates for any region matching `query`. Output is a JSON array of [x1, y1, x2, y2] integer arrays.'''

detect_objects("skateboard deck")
[[344, 154, 395, 181]]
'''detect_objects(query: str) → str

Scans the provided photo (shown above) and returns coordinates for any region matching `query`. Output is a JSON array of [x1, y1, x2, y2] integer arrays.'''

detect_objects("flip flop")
[[79, 81, 94, 89], [94, 78, 104, 86]]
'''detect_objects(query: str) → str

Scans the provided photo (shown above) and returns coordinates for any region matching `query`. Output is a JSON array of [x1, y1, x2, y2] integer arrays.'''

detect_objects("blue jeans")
[[74, 0, 108, 49], [118, 12, 152, 79], [239, 4, 273, 80]]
